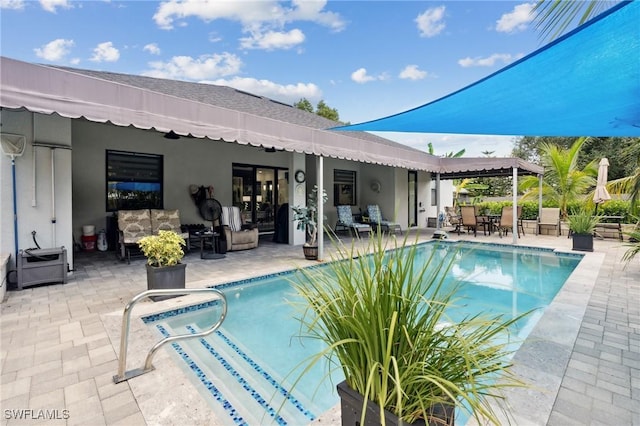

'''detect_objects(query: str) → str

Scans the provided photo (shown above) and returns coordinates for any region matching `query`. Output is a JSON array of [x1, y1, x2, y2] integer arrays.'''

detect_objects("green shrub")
[[137, 230, 185, 267]]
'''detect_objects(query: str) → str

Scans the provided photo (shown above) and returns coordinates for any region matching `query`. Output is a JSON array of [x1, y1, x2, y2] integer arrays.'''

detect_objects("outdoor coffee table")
[[195, 231, 225, 260]]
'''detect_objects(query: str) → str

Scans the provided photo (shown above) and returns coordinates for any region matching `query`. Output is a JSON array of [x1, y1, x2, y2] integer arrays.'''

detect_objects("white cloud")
[[39, 0, 71, 13], [143, 43, 161, 55], [458, 53, 522, 68], [399, 65, 427, 81], [152, 0, 344, 51], [153, 0, 345, 30], [90, 41, 120, 62], [142, 53, 243, 80], [496, 3, 534, 33], [416, 6, 446, 38], [351, 68, 388, 84], [0, 0, 24, 10], [208, 32, 222, 43], [206, 76, 322, 105], [34, 38, 74, 61], [240, 28, 305, 50]]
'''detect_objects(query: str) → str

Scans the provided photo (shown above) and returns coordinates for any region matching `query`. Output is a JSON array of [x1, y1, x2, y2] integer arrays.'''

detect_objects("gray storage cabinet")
[[16, 247, 68, 290]]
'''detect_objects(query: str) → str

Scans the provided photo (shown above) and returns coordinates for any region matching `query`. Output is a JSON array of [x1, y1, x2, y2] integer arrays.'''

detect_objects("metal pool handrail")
[[113, 288, 227, 384]]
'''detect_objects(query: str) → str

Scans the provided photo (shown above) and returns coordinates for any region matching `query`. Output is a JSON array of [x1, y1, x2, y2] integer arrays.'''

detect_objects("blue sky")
[[0, 0, 545, 157]]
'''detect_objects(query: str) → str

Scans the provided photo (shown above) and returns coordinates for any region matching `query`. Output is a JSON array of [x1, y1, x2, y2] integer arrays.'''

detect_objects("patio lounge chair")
[[334, 205, 371, 237], [537, 207, 561, 236], [366, 204, 402, 235], [459, 206, 487, 237]]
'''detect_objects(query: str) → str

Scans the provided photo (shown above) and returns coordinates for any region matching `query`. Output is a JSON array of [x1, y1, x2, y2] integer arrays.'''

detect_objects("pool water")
[[142, 241, 582, 426]]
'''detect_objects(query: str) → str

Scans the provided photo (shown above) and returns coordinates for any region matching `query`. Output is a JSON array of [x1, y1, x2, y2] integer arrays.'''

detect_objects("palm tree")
[[427, 142, 465, 158], [608, 142, 640, 216], [520, 137, 597, 219], [533, 0, 621, 41]]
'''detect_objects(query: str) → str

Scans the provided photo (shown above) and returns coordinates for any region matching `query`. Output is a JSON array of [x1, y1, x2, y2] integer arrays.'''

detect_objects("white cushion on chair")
[[222, 206, 243, 232]]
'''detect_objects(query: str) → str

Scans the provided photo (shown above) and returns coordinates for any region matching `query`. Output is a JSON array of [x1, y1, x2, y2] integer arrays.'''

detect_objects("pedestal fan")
[[198, 198, 224, 259], [198, 198, 222, 229], [1, 134, 26, 259]]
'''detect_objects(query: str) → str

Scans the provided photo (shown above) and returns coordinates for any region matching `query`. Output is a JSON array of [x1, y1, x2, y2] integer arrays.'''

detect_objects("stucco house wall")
[[1, 110, 450, 278], [1, 110, 73, 269]]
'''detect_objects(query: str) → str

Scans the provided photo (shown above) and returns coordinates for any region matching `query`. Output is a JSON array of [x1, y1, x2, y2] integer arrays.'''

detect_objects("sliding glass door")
[[232, 164, 288, 234], [408, 170, 417, 227]]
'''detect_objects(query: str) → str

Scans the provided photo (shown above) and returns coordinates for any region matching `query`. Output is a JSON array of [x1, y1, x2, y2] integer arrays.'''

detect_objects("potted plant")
[[292, 236, 527, 425], [291, 185, 327, 260], [567, 208, 600, 252], [137, 230, 187, 301]]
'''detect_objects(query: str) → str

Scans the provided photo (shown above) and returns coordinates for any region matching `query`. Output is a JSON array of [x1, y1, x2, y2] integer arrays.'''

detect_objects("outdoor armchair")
[[221, 206, 259, 251], [536, 207, 561, 236], [335, 205, 371, 237]]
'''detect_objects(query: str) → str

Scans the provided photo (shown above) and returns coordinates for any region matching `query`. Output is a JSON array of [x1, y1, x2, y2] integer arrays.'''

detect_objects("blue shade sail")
[[335, 1, 640, 137]]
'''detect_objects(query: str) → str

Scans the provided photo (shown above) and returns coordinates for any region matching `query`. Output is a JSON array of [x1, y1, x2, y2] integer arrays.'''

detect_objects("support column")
[[436, 173, 441, 230], [538, 173, 543, 217], [512, 167, 518, 245], [317, 156, 324, 261]]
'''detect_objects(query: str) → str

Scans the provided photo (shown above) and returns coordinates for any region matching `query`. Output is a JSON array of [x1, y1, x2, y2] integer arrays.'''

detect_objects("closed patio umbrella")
[[593, 158, 611, 213]]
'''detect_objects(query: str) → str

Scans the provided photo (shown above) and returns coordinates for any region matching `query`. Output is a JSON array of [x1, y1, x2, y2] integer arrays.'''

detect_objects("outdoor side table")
[[195, 231, 225, 260]]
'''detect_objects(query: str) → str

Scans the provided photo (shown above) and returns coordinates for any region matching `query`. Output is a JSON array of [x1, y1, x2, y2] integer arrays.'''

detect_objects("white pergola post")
[[512, 167, 518, 245], [435, 173, 441, 230], [538, 173, 543, 217], [317, 155, 324, 261]]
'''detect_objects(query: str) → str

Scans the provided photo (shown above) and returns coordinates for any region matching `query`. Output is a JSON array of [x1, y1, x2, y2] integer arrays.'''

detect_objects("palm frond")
[[533, 0, 619, 41]]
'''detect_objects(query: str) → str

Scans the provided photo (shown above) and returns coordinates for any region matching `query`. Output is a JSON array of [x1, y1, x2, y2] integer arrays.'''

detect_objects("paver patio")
[[1, 229, 638, 425]]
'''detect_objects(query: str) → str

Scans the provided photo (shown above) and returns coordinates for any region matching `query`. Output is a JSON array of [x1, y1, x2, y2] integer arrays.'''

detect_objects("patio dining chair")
[[496, 206, 524, 238], [335, 205, 371, 237], [366, 205, 402, 235], [459, 206, 487, 237]]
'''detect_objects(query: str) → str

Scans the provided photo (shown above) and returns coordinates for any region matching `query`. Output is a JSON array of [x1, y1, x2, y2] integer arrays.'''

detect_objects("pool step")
[[157, 322, 318, 425]]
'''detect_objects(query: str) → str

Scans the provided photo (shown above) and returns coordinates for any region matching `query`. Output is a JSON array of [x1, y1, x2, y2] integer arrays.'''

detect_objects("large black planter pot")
[[146, 263, 186, 301], [303, 245, 318, 260], [337, 381, 454, 426], [572, 233, 594, 252]]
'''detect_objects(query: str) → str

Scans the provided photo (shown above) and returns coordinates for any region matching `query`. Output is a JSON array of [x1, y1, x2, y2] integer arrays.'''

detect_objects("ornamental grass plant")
[[567, 208, 600, 234], [292, 233, 528, 425], [137, 230, 186, 267]]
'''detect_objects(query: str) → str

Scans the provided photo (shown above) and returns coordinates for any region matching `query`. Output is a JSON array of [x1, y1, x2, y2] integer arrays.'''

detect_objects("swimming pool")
[[142, 241, 582, 425]]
